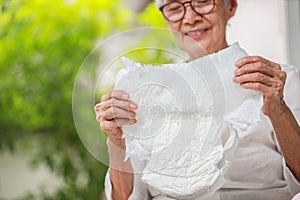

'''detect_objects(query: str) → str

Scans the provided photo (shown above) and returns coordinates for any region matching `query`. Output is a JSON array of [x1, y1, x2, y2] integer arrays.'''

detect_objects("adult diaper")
[[115, 43, 262, 199]]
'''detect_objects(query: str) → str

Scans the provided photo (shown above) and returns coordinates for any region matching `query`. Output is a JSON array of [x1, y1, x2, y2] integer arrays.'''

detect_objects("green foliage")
[[0, 0, 169, 199]]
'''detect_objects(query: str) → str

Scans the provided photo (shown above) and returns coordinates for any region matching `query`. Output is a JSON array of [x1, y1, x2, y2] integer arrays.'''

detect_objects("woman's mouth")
[[185, 28, 210, 40]]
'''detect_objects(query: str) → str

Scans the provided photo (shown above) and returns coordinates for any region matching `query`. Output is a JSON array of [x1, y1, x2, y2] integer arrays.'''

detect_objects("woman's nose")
[[182, 5, 202, 24]]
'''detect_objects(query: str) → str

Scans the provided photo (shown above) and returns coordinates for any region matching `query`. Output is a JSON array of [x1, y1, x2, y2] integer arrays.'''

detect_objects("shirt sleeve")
[[104, 158, 151, 200], [282, 159, 300, 196], [283, 65, 300, 122]]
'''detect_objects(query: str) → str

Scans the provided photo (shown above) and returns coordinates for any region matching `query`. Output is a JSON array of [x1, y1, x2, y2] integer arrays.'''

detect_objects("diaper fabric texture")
[[114, 43, 262, 199]]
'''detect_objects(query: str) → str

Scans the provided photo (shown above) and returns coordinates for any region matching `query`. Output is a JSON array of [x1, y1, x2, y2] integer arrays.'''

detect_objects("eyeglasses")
[[159, 0, 215, 22]]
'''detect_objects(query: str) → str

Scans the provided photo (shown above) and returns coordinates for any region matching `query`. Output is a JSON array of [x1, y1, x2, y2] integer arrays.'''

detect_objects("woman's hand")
[[233, 56, 287, 118], [95, 89, 136, 199], [94, 89, 138, 149]]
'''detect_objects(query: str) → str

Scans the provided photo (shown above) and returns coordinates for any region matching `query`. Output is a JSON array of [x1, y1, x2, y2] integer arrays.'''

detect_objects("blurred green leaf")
[[0, 0, 172, 199]]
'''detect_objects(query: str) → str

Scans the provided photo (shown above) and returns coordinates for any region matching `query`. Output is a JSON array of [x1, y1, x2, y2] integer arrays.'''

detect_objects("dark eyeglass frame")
[[159, 0, 215, 22]]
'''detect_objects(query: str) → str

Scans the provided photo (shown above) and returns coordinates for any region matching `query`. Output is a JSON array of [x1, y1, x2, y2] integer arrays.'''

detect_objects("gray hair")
[[155, 0, 230, 8], [155, 0, 164, 8]]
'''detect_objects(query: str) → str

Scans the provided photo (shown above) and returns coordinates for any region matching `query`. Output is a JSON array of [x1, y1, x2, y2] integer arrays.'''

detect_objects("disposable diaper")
[[114, 43, 262, 199]]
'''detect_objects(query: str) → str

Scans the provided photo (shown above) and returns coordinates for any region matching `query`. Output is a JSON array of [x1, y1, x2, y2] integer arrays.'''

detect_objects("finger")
[[109, 128, 124, 140], [271, 81, 285, 96], [114, 118, 137, 127], [234, 62, 279, 78], [233, 72, 274, 85], [239, 82, 283, 99], [235, 56, 281, 70], [268, 60, 282, 70], [234, 64, 286, 83], [98, 98, 138, 113], [235, 56, 265, 67], [101, 89, 130, 102], [234, 58, 286, 83], [100, 121, 123, 138], [275, 70, 287, 83], [104, 107, 136, 120], [94, 103, 101, 112]]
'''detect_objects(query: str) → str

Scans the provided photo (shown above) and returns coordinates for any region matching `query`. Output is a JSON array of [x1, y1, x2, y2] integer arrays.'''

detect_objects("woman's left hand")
[[233, 56, 287, 118]]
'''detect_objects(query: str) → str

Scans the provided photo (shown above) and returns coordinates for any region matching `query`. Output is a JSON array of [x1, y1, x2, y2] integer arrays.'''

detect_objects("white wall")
[[227, 0, 288, 65], [286, 0, 300, 68]]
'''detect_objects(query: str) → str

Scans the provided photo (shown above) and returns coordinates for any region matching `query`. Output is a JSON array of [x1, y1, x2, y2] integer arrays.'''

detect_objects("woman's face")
[[163, 0, 237, 59]]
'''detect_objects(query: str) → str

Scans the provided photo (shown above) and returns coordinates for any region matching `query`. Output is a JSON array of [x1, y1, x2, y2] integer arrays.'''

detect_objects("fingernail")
[[235, 59, 242, 66], [232, 77, 238, 83], [130, 102, 138, 109], [234, 69, 240, 75], [94, 105, 100, 111], [122, 93, 129, 99]]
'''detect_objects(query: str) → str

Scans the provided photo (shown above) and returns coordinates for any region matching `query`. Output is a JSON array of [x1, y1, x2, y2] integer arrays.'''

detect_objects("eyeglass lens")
[[162, 0, 214, 22]]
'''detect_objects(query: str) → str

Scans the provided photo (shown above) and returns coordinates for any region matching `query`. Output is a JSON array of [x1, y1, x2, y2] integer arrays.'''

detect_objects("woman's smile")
[[185, 27, 211, 40]]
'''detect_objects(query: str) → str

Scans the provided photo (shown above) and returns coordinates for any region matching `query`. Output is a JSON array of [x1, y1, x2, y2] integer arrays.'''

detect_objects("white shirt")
[[105, 64, 300, 200]]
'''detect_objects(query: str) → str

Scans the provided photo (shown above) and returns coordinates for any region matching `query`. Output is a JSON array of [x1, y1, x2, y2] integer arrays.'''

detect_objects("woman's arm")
[[268, 103, 300, 181], [233, 56, 300, 181], [95, 89, 138, 199], [107, 139, 134, 200]]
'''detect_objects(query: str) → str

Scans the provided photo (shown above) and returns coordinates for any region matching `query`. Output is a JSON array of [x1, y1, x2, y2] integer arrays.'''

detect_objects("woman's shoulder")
[[281, 64, 300, 75], [281, 64, 300, 111], [280, 64, 300, 87]]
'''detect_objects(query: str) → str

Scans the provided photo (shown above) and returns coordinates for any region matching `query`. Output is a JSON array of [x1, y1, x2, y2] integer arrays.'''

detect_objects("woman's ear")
[[225, 0, 238, 21]]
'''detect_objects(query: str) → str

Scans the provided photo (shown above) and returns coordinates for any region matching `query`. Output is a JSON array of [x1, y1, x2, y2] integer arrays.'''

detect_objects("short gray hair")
[[155, 0, 164, 8], [155, 0, 230, 8]]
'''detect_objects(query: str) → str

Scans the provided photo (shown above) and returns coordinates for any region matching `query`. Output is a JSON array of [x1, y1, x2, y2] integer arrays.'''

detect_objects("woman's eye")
[[195, 0, 209, 4], [168, 5, 181, 11]]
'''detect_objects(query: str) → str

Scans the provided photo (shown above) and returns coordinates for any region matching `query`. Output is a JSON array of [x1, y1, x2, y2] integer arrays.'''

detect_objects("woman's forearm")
[[110, 168, 133, 200], [269, 103, 300, 181], [107, 139, 133, 200]]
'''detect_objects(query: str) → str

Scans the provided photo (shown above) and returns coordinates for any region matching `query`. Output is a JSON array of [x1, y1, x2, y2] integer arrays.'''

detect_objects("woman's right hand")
[[94, 89, 138, 149]]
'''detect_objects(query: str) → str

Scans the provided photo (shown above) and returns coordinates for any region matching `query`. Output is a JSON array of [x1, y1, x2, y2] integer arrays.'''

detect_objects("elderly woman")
[[94, 0, 300, 199]]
